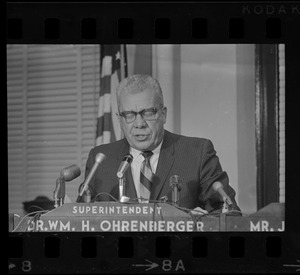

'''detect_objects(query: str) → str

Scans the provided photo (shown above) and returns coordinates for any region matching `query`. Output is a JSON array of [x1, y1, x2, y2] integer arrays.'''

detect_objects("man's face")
[[117, 89, 167, 151]]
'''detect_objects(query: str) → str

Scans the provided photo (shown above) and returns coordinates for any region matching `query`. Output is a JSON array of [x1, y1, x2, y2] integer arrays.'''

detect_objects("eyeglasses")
[[118, 105, 164, 123]]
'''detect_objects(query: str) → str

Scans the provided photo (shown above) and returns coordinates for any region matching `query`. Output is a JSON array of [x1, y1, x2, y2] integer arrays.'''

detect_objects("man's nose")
[[133, 113, 147, 127]]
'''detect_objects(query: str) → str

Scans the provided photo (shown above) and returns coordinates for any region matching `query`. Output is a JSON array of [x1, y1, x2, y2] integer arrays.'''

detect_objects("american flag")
[[96, 45, 128, 146]]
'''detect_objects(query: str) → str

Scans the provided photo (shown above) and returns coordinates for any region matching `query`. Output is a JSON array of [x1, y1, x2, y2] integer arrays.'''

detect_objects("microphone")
[[76, 152, 106, 203], [53, 164, 81, 208], [212, 181, 233, 207], [60, 164, 81, 182], [117, 154, 133, 203], [117, 154, 133, 179], [160, 195, 169, 203], [169, 175, 182, 206]]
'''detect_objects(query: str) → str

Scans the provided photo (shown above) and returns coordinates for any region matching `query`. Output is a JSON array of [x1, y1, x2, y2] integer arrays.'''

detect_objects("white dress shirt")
[[129, 140, 163, 202]]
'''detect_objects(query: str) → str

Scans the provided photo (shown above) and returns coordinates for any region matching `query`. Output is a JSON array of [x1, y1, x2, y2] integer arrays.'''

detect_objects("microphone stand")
[[169, 175, 182, 207], [53, 177, 65, 208], [221, 197, 234, 213], [118, 176, 130, 203], [172, 185, 179, 207]]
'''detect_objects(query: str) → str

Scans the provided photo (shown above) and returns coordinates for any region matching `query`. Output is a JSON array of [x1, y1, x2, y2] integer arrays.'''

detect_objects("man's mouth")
[[135, 134, 149, 141]]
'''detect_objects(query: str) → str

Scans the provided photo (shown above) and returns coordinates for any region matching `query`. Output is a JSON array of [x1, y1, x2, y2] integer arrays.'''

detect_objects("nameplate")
[[10, 202, 284, 232], [14, 202, 219, 232]]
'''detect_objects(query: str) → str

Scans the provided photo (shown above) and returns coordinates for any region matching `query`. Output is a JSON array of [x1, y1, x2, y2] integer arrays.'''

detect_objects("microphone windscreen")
[[95, 153, 106, 164], [212, 181, 223, 192], [117, 154, 133, 178], [169, 175, 182, 190], [61, 164, 81, 181], [123, 154, 133, 163]]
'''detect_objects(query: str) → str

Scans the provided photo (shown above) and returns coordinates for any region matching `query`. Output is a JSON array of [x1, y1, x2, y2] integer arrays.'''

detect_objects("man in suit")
[[81, 74, 240, 214]]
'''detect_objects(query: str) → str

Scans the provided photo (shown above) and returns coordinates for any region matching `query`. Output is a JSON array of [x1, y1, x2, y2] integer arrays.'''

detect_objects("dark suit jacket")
[[82, 130, 239, 212]]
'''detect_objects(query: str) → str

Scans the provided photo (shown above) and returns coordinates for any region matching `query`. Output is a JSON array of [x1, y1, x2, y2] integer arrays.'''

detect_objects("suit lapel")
[[150, 131, 175, 200], [118, 140, 138, 200]]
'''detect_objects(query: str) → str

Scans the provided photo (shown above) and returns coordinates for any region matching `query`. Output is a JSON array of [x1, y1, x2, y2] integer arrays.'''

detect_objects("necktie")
[[140, 151, 154, 203]]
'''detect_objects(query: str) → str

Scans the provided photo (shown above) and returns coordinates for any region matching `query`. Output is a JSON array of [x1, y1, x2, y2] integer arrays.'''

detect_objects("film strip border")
[[6, 16, 286, 41], [6, 1, 300, 274], [9, 233, 294, 273], [6, 2, 300, 43]]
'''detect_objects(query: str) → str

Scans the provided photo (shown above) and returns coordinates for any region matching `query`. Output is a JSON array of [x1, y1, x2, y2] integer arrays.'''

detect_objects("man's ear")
[[162, 106, 167, 124], [116, 113, 122, 124]]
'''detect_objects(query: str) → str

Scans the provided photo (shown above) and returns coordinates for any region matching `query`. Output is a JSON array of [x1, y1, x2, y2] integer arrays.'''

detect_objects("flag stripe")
[[96, 113, 114, 134], [123, 45, 128, 78], [96, 44, 127, 146], [101, 56, 112, 77], [100, 75, 111, 96]]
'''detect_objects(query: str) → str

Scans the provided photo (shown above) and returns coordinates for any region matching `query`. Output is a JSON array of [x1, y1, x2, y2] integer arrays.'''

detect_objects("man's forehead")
[[120, 90, 157, 105], [121, 88, 156, 97]]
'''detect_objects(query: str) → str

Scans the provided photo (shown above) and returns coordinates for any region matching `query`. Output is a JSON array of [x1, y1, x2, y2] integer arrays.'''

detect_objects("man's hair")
[[116, 74, 164, 107]]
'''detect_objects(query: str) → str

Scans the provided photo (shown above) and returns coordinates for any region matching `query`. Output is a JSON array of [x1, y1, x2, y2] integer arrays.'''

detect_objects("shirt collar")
[[130, 138, 163, 159]]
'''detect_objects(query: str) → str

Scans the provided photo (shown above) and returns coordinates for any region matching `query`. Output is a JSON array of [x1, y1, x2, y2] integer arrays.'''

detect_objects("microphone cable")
[[12, 209, 49, 232], [94, 192, 119, 202]]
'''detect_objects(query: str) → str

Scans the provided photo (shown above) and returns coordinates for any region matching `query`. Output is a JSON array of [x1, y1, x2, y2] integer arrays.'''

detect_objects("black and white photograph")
[[8, 44, 285, 232]]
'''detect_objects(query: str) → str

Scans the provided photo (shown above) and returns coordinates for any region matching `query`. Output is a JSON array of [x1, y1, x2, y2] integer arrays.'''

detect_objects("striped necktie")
[[140, 151, 154, 203]]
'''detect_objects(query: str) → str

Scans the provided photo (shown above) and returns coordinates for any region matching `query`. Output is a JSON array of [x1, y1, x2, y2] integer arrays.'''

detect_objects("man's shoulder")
[[165, 131, 214, 158], [166, 130, 209, 145], [90, 139, 127, 155]]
